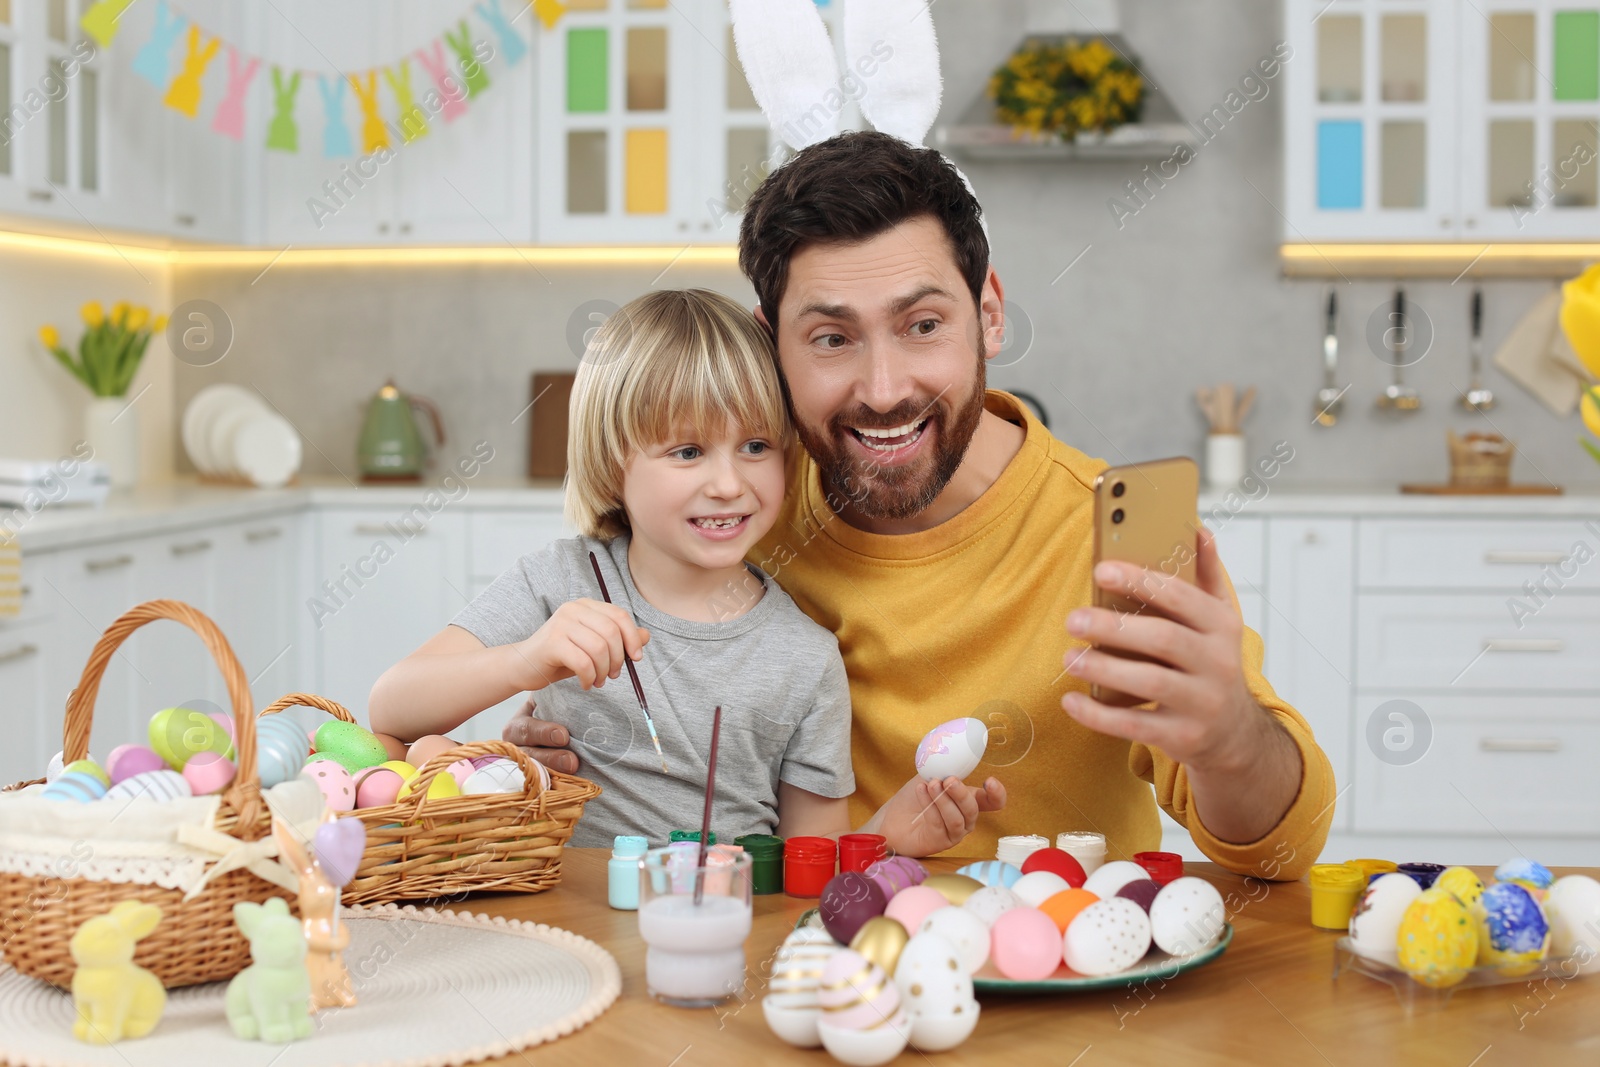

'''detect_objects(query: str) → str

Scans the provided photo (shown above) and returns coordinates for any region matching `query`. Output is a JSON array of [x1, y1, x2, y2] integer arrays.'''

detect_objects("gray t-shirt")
[[449, 533, 854, 848]]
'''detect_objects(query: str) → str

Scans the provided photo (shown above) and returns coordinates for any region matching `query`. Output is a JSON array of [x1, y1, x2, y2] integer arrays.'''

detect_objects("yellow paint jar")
[[1309, 863, 1369, 929], [1345, 858, 1399, 880]]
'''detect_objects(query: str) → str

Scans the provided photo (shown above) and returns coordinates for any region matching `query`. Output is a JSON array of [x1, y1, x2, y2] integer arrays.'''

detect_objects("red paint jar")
[[838, 833, 887, 874], [1134, 851, 1184, 885], [783, 836, 837, 897]]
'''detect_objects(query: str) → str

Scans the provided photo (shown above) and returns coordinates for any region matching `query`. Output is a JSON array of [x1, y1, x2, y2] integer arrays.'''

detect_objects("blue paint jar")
[[608, 835, 649, 910]]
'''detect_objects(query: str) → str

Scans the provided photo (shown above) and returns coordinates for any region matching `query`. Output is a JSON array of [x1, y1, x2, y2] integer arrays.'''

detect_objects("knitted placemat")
[[0, 903, 621, 1067]]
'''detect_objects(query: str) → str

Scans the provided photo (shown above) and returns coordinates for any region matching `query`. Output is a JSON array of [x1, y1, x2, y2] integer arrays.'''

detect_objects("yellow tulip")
[[38, 325, 59, 349], [81, 301, 104, 327], [110, 300, 130, 327], [1583, 387, 1600, 439], [126, 306, 149, 331], [152, 314, 168, 333], [1560, 264, 1600, 379]]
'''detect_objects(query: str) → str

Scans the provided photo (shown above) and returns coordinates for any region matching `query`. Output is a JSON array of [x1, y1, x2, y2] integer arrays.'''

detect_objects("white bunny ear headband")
[[729, 0, 988, 239]]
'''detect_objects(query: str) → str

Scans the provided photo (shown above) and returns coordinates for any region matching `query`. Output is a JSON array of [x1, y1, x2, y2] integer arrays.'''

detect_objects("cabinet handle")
[[27, 188, 53, 202], [378, 222, 391, 234], [0, 643, 38, 665], [353, 523, 425, 536], [678, 220, 689, 232], [1304, 528, 1319, 545], [1485, 550, 1567, 565], [170, 539, 213, 557], [399, 221, 412, 234], [1480, 737, 1562, 753], [1438, 216, 1451, 229], [84, 554, 133, 573], [245, 526, 282, 543], [19, 584, 30, 599], [174, 213, 196, 227], [1483, 638, 1564, 653]]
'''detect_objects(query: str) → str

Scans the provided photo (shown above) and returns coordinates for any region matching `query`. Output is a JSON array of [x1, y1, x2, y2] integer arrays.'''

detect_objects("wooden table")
[[457, 852, 1598, 1066]]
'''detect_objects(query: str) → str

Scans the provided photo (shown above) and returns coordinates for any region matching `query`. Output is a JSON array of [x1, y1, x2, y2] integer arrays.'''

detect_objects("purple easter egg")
[[865, 855, 928, 898], [107, 745, 166, 786], [315, 816, 368, 887], [447, 759, 476, 788], [469, 755, 504, 770]]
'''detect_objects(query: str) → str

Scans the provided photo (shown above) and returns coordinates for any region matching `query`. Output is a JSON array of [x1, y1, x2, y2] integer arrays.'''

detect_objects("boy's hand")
[[512, 599, 650, 692], [877, 775, 1006, 858]]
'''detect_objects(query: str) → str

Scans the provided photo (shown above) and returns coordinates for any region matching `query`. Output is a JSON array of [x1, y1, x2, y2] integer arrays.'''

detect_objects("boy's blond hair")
[[565, 288, 788, 540]]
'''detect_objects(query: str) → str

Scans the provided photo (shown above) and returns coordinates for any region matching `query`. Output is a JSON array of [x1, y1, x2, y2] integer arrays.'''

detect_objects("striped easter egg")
[[256, 715, 312, 788], [104, 769, 193, 802], [957, 859, 1022, 890], [40, 771, 108, 803]]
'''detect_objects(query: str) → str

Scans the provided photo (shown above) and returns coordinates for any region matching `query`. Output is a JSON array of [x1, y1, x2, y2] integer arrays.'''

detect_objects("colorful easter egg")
[[312, 720, 389, 774], [106, 744, 165, 786], [447, 759, 477, 789], [989, 906, 1061, 980], [865, 855, 927, 898], [914, 717, 987, 781], [301, 758, 356, 812], [354, 766, 406, 809], [956, 860, 1021, 890], [1495, 858, 1554, 898], [816, 948, 906, 1030], [1479, 881, 1550, 977], [255, 715, 312, 788], [40, 770, 107, 803], [461, 757, 540, 795], [1435, 866, 1485, 913], [884, 886, 950, 936], [763, 926, 838, 1048], [1020, 848, 1087, 887], [397, 769, 461, 801], [105, 769, 193, 802], [1348, 873, 1422, 966], [1396, 889, 1478, 988], [62, 759, 109, 787], [207, 711, 236, 751], [922, 873, 983, 907], [182, 751, 236, 795], [1039, 888, 1100, 934], [849, 916, 911, 976], [821, 872, 889, 945], [148, 706, 232, 769], [1116, 879, 1163, 915]]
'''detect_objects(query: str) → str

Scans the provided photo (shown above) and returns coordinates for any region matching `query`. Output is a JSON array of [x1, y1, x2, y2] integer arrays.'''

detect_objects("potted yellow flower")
[[987, 37, 1145, 144], [39, 301, 167, 488], [1559, 267, 1600, 465]]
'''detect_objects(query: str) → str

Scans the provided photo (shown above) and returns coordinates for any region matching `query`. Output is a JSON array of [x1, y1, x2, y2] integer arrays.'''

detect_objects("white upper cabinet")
[[535, 0, 786, 245], [1286, 0, 1600, 241]]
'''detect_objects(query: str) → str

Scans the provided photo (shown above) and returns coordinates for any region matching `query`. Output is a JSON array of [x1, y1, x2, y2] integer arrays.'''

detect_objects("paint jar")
[[838, 833, 888, 874], [1309, 863, 1368, 929], [608, 835, 650, 910], [997, 834, 1051, 867], [735, 834, 785, 895], [1397, 862, 1446, 890], [1054, 832, 1106, 876], [669, 829, 717, 845], [783, 836, 837, 897], [1133, 851, 1184, 886], [1346, 858, 1398, 881]]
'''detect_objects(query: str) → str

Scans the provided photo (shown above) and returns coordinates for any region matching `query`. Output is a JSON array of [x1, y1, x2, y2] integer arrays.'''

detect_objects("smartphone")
[[1089, 457, 1200, 707]]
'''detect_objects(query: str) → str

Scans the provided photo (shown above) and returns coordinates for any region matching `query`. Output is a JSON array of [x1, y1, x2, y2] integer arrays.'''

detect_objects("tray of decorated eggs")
[[1335, 859, 1599, 1009], [763, 849, 1232, 1064]]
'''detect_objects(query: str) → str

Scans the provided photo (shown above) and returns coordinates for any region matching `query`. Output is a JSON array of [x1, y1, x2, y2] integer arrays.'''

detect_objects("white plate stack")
[[181, 385, 303, 489]]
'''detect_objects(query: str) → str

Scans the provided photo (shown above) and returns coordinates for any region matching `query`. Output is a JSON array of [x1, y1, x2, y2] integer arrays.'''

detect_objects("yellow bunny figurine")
[[69, 901, 166, 1044]]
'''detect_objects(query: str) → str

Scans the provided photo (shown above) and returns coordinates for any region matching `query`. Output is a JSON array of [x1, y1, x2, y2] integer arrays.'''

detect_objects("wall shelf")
[[1281, 242, 1600, 278]]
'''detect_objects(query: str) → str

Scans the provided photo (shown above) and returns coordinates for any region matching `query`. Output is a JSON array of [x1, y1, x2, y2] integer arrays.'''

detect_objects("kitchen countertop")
[[447, 850, 1599, 1066], [6, 476, 1600, 553]]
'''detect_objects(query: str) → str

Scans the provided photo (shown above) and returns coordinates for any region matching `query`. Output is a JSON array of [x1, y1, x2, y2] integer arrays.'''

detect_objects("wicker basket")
[[0, 600, 294, 990], [259, 694, 601, 905], [1448, 430, 1514, 488]]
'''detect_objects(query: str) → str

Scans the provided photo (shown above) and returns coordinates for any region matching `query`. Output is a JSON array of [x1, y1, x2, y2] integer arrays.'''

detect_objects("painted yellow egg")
[[1396, 889, 1478, 989], [1435, 867, 1485, 913]]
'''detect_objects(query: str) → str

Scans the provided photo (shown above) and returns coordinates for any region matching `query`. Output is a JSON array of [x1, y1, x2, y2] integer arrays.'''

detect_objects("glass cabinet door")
[[1285, 0, 1458, 239], [1460, 1, 1600, 238]]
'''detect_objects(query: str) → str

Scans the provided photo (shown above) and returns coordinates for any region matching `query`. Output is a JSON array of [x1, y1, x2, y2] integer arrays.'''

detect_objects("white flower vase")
[[85, 395, 138, 488]]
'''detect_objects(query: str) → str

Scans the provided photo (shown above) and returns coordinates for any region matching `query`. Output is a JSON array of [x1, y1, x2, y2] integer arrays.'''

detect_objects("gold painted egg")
[[849, 916, 910, 976], [921, 873, 983, 907], [769, 926, 838, 1009], [1396, 889, 1477, 988]]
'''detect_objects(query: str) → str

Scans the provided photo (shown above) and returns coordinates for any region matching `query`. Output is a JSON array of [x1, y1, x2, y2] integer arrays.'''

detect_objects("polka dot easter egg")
[[963, 885, 1024, 928], [1396, 889, 1477, 989], [1479, 881, 1550, 977], [301, 758, 356, 812], [1064, 897, 1153, 976], [919, 905, 990, 974], [894, 932, 979, 1052]]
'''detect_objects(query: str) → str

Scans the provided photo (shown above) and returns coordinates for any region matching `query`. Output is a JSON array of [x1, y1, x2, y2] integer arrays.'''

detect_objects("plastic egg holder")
[[1333, 861, 1599, 1011]]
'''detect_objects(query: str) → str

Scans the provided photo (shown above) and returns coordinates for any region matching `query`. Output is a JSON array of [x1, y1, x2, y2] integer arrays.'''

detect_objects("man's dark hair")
[[738, 131, 989, 332]]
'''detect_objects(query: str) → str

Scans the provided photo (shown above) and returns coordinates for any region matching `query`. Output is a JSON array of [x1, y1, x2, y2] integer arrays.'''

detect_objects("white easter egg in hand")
[[914, 718, 988, 782]]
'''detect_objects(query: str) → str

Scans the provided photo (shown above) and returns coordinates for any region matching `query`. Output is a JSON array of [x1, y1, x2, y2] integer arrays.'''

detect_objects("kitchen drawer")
[[1, 551, 58, 626], [469, 510, 570, 580], [1353, 694, 1600, 836], [1357, 594, 1600, 691], [1203, 516, 1265, 591], [1359, 518, 1600, 591]]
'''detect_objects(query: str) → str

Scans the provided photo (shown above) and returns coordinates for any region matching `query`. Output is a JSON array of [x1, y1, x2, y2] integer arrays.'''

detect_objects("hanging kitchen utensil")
[[1461, 287, 1496, 412], [1315, 289, 1345, 427], [357, 379, 445, 482], [1376, 288, 1421, 412]]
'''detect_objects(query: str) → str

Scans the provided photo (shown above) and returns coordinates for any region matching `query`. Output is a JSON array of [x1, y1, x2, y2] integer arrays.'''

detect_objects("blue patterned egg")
[[40, 770, 108, 803], [1479, 882, 1550, 977], [1495, 858, 1554, 898], [104, 769, 193, 803], [956, 860, 1021, 889], [256, 715, 312, 788]]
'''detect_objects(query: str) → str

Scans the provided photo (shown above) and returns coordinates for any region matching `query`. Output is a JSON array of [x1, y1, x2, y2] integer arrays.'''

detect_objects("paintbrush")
[[588, 550, 668, 771], [694, 705, 723, 906]]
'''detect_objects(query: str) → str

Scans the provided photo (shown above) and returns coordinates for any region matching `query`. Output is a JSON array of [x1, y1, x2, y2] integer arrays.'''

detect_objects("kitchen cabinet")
[[47, 537, 144, 763], [535, 0, 790, 244], [1284, 0, 1600, 241], [256, 0, 533, 247], [210, 515, 304, 710], [0, 617, 54, 790]]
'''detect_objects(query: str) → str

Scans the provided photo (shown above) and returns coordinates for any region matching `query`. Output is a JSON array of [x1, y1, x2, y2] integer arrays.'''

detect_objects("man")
[[509, 131, 1334, 877]]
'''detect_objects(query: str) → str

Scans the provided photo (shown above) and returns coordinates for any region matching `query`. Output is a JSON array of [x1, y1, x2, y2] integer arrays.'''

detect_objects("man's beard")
[[796, 338, 988, 522]]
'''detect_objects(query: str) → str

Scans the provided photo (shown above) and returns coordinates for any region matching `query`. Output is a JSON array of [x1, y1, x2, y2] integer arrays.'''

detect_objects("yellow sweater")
[[751, 390, 1335, 877]]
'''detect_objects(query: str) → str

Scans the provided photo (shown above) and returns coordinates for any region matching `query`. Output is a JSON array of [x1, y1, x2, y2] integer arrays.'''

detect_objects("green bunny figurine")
[[225, 898, 313, 1043]]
